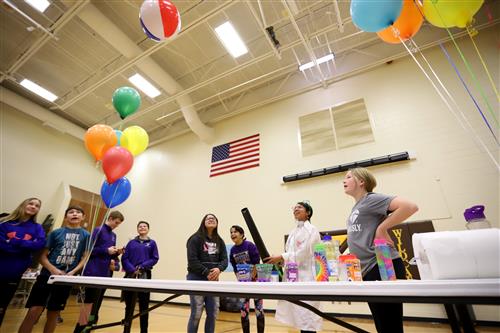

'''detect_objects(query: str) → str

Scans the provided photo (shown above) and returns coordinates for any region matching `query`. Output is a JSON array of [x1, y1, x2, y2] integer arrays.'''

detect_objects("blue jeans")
[[186, 273, 219, 333]]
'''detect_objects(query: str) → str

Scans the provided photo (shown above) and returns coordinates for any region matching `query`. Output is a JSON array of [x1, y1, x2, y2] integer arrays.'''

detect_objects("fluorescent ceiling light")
[[299, 53, 335, 72], [25, 0, 51, 12], [128, 73, 161, 98], [214, 21, 248, 58], [20, 79, 58, 102]]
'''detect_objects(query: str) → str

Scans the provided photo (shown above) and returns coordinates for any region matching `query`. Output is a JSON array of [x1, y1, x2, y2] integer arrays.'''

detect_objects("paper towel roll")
[[413, 229, 500, 280]]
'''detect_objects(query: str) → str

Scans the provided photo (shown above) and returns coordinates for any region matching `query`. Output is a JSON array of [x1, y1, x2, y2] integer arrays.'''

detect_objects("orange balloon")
[[377, 0, 424, 44], [84, 125, 117, 161]]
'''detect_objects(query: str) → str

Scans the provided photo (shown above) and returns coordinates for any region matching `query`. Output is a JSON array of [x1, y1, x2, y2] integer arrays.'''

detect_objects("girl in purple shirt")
[[229, 225, 264, 333], [0, 197, 45, 326]]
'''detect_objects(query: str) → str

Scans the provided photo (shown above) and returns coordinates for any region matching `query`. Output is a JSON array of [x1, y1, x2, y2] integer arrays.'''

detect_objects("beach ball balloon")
[[140, 0, 181, 42]]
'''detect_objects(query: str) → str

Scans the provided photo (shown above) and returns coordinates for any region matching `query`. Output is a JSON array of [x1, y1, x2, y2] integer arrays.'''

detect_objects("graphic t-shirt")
[[44, 227, 90, 274], [229, 240, 260, 272], [346, 192, 399, 275]]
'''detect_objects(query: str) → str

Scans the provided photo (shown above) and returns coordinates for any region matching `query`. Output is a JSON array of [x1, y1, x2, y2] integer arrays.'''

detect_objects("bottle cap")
[[339, 254, 357, 262], [322, 235, 332, 241], [374, 238, 388, 246], [464, 205, 486, 221]]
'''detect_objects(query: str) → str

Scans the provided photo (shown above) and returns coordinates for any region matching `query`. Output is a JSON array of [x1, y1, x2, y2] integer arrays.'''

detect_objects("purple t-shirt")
[[229, 240, 260, 272], [0, 219, 46, 280]]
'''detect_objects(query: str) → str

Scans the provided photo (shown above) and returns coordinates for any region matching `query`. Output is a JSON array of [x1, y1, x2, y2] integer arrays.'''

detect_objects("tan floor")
[[1, 297, 498, 333]]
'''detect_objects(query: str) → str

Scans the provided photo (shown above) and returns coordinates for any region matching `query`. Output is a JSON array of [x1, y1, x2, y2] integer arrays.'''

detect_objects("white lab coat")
[[275, 220, 323, 331]]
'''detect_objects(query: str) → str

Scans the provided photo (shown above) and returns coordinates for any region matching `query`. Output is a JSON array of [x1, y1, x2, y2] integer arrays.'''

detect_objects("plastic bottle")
[[345, 254, 363, 281], [338, 255, 348, 281], [374, 238, 396, 281], [314, 243, 329, 282], [285, 262, 298, 282], [271, 270, 279, 282], [464, 205, 491, 230], [322, 235, 339, 281]]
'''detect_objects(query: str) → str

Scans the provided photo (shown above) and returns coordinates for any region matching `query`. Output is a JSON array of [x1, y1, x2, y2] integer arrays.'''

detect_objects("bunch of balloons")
[[84, 87, 149, 209], [350, 0, 484, 44], [139, 0, 181, 42]]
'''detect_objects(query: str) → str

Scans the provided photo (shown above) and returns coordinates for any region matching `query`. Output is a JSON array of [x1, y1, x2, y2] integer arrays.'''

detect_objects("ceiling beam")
[[0, 0, 89, 84], [55, 0, 237, 111], [281, 0, 328, 87]]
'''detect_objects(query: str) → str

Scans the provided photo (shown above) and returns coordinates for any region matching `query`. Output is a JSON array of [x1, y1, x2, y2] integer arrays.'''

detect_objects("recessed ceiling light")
[[214, 21, 248, 58], [20, 79, 58, 102], [128, 73, 161, 98], [25, 0, 51, 13], [299, 53, 335, 72]]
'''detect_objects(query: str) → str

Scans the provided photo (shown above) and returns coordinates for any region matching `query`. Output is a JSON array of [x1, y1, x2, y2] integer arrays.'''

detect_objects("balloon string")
[[400, 37, 499, 171], [81, 174, 121, 275], [430, 1, 498, 127], [439, 43, 499, 145], [466, 26, 500, 102]]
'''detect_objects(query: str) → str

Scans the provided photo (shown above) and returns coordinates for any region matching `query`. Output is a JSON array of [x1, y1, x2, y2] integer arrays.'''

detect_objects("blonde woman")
[[0, 198, 45, 326], [344, 168, 418, 333]]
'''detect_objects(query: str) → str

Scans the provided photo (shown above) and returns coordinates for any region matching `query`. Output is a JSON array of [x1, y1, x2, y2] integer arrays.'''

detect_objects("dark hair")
[[230, 225, 246, 240], [108, 211, 124, 221], [137, 221, 149, 228], [65, 205, 85, 216], [297, 201, 313, 220], [188, 213, 222, 245]]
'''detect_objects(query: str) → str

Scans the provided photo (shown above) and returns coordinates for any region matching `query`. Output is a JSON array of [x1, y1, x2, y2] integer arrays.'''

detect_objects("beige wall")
[[1, 27, 498, 320], [0, 103, 102, 225]]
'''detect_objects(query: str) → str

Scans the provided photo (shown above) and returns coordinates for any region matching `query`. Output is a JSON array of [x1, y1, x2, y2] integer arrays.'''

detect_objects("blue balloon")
[[100, 177, 131, 208], [114, 129, 123, 146], [351, 0, 403, 32]]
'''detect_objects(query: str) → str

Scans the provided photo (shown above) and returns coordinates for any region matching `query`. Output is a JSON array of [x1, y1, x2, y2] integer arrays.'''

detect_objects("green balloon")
[[112, 87, 141, 119]]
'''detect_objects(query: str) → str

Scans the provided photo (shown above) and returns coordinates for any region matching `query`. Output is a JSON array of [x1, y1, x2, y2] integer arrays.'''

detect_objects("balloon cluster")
[[84, 87, 149, 208], [139, 0, 181, 42], [350, 0, 484, 43]]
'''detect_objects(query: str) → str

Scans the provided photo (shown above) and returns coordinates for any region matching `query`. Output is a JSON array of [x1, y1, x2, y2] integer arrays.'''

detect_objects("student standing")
[[266, 201, 322, 333], [0, 198, 45, 327], [122, 221, 159, 333], [73, 211, 125, 333], [343, 168, 418, 333], [229, 225, 264, 333], [186, 213, 228, 333], [18, 206, 90, 333]]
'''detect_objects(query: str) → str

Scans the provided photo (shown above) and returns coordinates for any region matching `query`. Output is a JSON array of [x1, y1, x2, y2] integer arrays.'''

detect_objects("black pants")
[[90, 288, 106, 323], [363, 258, 406, 333], [0, 278, 20, 326], [123, 270, 151, 333]]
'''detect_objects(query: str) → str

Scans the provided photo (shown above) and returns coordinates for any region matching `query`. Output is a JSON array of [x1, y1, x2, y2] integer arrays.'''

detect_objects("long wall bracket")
[[282, 151, 415, 183]]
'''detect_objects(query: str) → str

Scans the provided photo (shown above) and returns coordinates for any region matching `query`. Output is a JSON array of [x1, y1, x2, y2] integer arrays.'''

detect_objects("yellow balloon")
[[424, 0, 484, 28], [120, 126, 149, 156]]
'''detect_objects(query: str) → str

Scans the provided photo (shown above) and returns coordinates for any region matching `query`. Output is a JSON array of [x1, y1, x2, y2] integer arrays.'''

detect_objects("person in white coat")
[[265, 201, 322, 333]]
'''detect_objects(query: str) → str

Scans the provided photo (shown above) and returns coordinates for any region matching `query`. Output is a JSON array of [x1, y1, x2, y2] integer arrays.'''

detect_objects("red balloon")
[[102, 147, 133, 184]]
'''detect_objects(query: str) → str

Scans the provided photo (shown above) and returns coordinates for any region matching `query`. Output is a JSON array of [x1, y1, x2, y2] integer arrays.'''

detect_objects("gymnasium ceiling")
[[1, 0, 498, 145]]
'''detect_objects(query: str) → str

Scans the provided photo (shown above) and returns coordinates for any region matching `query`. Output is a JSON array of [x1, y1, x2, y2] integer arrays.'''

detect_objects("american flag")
[[210, 134, 260, 177]]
